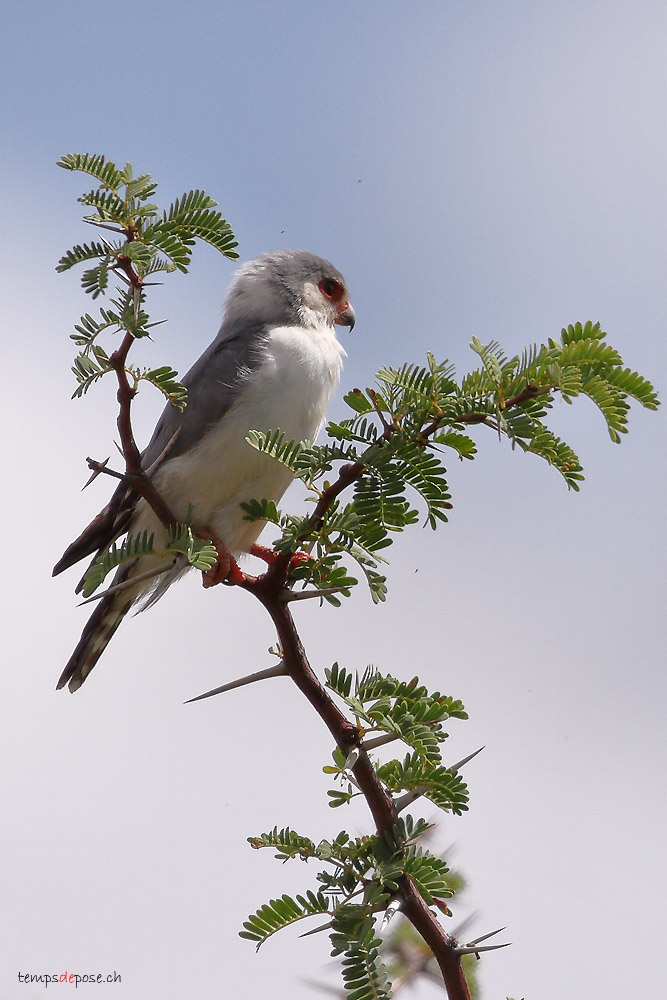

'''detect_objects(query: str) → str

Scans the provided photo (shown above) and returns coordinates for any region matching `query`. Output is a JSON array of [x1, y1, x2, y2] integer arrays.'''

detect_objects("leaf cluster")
[[242, 664, 471, 997], [242, 817, 454, 998], [243, 329, 657, 607], [57, 153, 238, 409], [466, 322, 659, 478], [81, 519, 218, 598], [57, 154, 238, 277], [327, 664, 467, 767]]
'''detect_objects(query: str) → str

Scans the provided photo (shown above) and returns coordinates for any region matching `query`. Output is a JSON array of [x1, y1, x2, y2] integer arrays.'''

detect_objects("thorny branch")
[[226, 443, 484, 997], [111, 314, 533, 997], [245, 575, 473, 999], [106, 263, 180, 535], [217, 392, 555, 996]]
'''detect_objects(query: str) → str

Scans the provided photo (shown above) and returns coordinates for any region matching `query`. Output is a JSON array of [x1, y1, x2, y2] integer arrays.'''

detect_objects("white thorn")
[[185, 661, 288, 703], [449, 746, 485, 771], [456, 942, 511, 956], [379, 896, 402, 933], [466, 926, 506, 946], [82, 456, 110, 489]]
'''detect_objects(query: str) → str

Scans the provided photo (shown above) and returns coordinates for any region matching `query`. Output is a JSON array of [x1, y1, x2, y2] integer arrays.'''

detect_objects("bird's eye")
[[318, 278, 342, 301]]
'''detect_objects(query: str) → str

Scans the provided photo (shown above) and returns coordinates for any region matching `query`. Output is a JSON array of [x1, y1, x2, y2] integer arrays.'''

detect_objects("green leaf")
[[603, 366, 659, 409], [139, 223, 193, 272], [241, 892, 331, 949], [246, 429, 306, 473], [79, 186, 128, 224], [81, 530, 156, 597], [240, 498, 283, 525], [71, 348, 112, 398], [403, 850, 453, 904], [80, 261, 110, 298], [58, 153, 124, 190], [56, 241, 115, 273], [344, 388, 375, 414], [325, 663, 354, 698], [135, 365, 188, 410], [70, 309, 119, 347], [247, 826, 317, 861], [389, 440, 451, 528], [330, 913, 392, 999], [469, 336, 505, 387], [118, 240, 155, 269], [328, 787, 358, 808], [80, 521, 216, 597], [508, 420, 585, 489], [433, 430, 477, 459], [154, 188, 239, 260], [377, 753, 469, 815]]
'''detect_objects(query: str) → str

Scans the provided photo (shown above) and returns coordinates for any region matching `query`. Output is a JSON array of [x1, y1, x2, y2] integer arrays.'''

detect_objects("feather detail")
[[52, 481, 134, 578], [56, 562, 139, 692]]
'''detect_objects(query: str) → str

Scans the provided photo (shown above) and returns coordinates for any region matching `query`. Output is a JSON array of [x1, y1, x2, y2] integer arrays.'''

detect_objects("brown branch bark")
[[239, 568, 472, 999], [108, 327, 180, 533]]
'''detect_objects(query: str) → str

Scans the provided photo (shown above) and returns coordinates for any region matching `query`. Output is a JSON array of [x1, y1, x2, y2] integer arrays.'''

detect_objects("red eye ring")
[[318, 278, 342, 301]]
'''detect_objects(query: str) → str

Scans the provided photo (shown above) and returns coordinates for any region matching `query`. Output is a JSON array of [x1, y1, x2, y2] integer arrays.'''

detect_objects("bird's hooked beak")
[[335, 301, 356, 331]]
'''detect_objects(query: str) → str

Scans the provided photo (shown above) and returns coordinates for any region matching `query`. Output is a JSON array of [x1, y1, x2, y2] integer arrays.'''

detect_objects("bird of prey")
[[53, 249, 355, 692]]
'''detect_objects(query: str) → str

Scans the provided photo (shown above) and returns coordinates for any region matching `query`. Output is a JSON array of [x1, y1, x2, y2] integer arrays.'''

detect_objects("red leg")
[[249, 543, 276, 564], [249, 543, 315, 570], [198, 531, 247, 588]]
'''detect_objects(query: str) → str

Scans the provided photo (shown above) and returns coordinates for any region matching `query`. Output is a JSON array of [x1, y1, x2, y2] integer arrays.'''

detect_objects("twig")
[[144, 428, 182, 476], [82, 456, 109, 488], [281, 586, 351, 603], [368, 388, 393, 433], [85, 457, 128, 484], [107, 330, 180, 532]]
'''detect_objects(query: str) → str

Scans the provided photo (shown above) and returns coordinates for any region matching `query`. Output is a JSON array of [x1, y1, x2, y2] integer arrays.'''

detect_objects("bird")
[[53, 249, 355, 692]]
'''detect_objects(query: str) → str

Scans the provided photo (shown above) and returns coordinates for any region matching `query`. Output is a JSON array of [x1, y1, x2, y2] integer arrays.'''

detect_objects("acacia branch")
[[266, 460, 366, 579], [240, 571, 472, 999], [421, 380, 552, 440], [263, 381, 554, 585]]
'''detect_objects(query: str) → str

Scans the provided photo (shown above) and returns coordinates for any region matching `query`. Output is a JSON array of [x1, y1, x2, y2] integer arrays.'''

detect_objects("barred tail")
[[56, 563, 140, 693]]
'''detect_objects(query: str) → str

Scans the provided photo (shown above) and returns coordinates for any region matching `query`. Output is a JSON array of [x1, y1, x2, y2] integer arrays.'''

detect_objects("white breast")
[[135, 321, 345, 555]]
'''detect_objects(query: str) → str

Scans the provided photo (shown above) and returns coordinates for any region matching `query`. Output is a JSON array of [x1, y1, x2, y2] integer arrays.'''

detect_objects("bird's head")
[[225, 249, 355, 333]]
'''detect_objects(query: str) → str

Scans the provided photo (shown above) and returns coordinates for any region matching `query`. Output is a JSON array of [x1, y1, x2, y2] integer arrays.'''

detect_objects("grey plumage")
[[54, 250, 355, 692]]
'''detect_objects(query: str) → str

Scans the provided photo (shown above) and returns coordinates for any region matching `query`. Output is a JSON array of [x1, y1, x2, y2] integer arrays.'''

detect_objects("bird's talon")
[[199, 531, 237, 587]]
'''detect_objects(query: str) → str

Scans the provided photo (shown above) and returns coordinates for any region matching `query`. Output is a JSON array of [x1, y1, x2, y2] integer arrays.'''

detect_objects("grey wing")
[[53, 320, 271, 579], [141, 319, 270, 468]]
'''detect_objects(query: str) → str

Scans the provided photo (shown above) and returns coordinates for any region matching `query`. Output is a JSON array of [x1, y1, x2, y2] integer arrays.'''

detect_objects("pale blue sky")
[[2, 3, 666, 999]]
